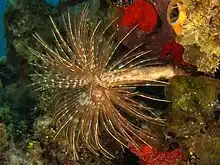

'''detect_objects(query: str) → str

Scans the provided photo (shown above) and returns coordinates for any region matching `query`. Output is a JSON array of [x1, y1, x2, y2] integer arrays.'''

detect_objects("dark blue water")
[[45, 0, 60, 7], [0, 0, 7, 58], [0, 0, 59, 59]]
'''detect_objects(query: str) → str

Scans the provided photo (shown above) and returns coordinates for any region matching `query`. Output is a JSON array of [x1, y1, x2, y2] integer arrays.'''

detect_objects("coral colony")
[[1, 0, 220, 164]]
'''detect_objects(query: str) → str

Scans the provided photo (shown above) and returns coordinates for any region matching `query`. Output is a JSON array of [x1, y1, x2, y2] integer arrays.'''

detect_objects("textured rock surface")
[[170, 0, 220, 73]]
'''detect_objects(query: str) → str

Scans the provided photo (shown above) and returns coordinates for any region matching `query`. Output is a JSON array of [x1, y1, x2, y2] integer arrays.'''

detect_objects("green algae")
[[166, 75, 220, 164], [167, 75, 220, 121]]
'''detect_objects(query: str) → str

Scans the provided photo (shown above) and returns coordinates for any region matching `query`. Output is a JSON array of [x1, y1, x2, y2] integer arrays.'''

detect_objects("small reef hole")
[[169, 4, 180, 24]]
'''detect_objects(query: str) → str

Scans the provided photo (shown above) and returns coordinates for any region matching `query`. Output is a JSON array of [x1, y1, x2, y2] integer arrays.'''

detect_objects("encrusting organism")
[[167, 0, 220, 73], [160, 41, 194, 67], [129, 143, 185, 165], [114, 0, 158, 33], [160, 41, 185, 66], [28, 5, 183, 160]]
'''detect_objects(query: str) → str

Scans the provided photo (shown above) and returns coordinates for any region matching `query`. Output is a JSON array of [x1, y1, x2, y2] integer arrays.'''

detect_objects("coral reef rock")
[[167, 0, 220, 74]]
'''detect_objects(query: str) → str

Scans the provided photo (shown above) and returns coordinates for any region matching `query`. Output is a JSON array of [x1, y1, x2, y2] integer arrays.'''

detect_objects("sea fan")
[[29, 5, 180, 160]]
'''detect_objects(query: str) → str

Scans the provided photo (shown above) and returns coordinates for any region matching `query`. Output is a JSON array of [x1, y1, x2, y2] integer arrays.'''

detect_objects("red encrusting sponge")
[[118, 0, 158, 33], [129, 143, 185, 165]]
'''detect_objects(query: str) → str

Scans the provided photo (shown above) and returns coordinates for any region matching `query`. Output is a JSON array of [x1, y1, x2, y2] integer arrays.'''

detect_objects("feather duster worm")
[[28, 5, 184, 159]]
